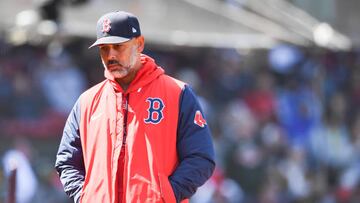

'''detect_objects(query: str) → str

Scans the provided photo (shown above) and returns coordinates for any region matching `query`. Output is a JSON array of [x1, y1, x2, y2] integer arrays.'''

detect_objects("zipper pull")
[[122, 94, 128, 110]]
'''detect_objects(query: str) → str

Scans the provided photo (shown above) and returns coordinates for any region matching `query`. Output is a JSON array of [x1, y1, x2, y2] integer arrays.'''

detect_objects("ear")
[[136, 36, 145, 52]]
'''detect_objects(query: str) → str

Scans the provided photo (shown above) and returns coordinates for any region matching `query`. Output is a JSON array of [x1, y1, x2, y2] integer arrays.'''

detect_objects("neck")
[[116, 79, 130, 91]]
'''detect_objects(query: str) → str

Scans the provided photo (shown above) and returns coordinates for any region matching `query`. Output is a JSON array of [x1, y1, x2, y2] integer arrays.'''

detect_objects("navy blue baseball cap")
[[89, 11, 141, 48]]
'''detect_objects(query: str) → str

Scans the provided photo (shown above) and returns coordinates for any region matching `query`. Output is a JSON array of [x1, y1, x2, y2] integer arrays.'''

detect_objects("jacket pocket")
[[158, 173, 176, 203]]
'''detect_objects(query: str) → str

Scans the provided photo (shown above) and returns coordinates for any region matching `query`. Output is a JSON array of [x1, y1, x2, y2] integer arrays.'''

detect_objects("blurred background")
[[1, 0, 360, 202]]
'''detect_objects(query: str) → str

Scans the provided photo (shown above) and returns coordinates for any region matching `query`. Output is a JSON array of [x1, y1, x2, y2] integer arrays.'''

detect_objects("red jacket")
[[55, 55, 215, 203]]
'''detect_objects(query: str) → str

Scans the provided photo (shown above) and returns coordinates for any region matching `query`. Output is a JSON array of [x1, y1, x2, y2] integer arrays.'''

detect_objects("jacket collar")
[[104, 54, 164, 93]]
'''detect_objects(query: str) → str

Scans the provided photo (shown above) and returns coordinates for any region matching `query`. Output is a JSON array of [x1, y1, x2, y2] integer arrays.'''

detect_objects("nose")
[[108, 47, 118, 59]]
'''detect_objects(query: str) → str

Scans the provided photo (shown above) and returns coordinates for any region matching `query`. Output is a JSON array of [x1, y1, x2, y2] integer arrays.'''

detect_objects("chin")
[[111, 71, 128, 79]]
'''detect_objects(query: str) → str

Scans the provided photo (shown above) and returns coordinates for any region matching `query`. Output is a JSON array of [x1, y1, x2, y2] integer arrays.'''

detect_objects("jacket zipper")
[[123, 94, 129, 146], [123, 94, 129, 145], [120, 93, 129, 203]]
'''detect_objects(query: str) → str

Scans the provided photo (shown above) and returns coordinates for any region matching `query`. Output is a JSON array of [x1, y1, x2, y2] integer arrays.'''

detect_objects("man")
[[55, 11, 215, 203]]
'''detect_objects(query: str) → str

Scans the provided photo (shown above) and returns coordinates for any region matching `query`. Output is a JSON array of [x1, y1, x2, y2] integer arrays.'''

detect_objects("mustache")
[[107, 59, 123, 66]]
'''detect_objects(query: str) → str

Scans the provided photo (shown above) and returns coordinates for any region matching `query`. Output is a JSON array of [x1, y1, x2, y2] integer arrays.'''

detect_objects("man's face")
[[99, 38, 140, 80]]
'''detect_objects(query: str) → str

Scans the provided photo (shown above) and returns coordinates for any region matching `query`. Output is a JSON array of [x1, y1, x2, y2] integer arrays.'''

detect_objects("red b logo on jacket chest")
[[144, 98, 165, 124]]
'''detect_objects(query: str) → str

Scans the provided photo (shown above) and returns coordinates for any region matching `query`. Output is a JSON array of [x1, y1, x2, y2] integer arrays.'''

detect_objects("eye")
[[113, 44, 120, 49], [99, 46, 109, 52]]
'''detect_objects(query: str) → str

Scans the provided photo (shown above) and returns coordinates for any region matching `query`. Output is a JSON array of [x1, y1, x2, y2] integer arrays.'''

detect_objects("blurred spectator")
[[276, 77, 322, 147], [268, 44, 304, 74], [35, 42, 86, 115], [225, 140, 266, 202], [0, 60, 14, 120], [309, 92, 354, 168], [279, 146, 311, 201], [244, 70, 276, 124], [2, 138, 38, 203], [191, 168, 243, 203]]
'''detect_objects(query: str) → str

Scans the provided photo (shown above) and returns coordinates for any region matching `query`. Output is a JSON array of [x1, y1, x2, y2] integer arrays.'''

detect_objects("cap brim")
[[89, 36, 131, 49]]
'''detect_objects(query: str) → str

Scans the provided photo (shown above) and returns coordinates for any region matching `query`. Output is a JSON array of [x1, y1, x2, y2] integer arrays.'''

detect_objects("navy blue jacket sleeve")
[[169, 85, 216, 202], [55, 99, 85, 203]]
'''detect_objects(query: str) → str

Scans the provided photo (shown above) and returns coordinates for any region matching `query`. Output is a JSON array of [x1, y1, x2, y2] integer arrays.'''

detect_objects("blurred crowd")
[[1, 35, 360, 203]]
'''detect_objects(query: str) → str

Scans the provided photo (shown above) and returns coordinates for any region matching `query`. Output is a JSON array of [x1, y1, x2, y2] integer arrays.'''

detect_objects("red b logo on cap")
[[102, 18, 111, 33]]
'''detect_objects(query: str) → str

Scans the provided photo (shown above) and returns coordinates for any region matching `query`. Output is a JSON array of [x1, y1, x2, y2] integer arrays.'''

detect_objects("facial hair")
[[101, 46, 139, 80]]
